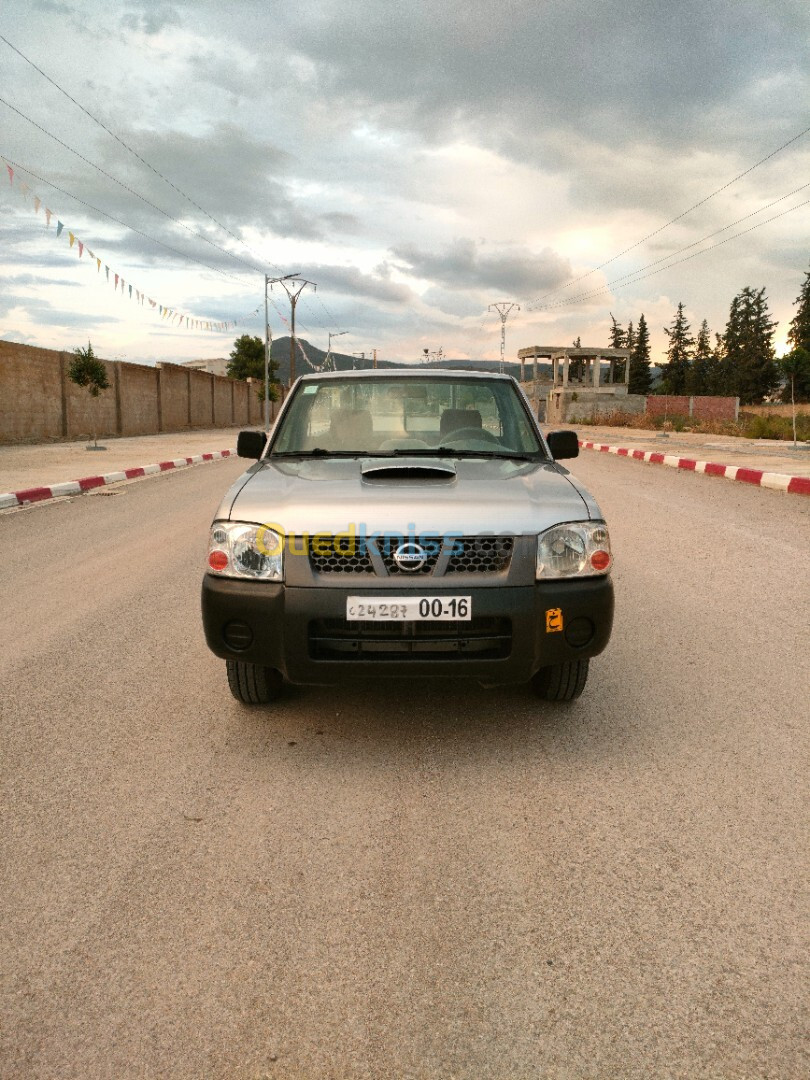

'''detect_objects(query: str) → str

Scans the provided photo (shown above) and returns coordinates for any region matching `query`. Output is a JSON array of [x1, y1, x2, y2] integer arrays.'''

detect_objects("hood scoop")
[[361, 457, 457, 481]]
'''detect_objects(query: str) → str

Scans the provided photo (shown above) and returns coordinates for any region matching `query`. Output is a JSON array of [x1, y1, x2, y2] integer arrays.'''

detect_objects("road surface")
[[1, 455, 808, 1079]]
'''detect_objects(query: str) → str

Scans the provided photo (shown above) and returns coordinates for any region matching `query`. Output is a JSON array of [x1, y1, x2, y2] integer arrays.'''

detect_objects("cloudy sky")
[[1, 0, 808, 368]]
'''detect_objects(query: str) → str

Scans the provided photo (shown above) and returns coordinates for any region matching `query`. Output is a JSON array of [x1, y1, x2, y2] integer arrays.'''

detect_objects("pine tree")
[[628, 313, 652, 394], [782, 262, 810, 403], [711, 333, 730, 395], [787, 261, 810, 354], [722, 286, 779, 404], [687, 320, 718, 395], [608, 314, 625, 349], [661, 303, 694, 394]]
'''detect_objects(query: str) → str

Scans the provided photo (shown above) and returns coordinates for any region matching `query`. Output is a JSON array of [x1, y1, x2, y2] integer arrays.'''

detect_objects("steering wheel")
[[442, 427, 501, 445]]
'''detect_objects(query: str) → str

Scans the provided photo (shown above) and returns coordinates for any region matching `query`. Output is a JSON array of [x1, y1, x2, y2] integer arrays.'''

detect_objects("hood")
[[218, 455, 593, 535]]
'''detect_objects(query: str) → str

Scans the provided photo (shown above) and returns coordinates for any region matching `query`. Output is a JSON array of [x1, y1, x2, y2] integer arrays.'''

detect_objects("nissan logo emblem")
[[393, 542, 427, 572]]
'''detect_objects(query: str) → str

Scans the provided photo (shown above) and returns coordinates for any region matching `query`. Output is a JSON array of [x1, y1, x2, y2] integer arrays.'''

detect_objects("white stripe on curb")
[[1, 449, 236, 511], [578, 440, 810, 496]]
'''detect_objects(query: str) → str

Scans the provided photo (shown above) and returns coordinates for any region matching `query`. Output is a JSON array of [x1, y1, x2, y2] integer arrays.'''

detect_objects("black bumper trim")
[[201, 575, 614, 685]]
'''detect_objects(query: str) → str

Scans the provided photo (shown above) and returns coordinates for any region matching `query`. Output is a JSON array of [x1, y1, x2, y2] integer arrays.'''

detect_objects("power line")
[[539, 180, 810, 309], [0, 33, 289, 279], [530, 120, 810, 306], [0, 93, 270, 277], [542, 197, 810, 309], [2, 153, 260, 287], [0, 34, 342, 336]]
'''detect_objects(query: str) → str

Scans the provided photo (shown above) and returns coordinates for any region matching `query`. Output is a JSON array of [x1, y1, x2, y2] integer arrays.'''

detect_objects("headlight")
[[207, 522, 283, 580], [537, 522, 611, 579]]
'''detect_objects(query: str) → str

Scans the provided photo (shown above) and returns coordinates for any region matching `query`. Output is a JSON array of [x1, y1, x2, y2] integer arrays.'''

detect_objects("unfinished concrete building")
[[516, 345, 644, 424]]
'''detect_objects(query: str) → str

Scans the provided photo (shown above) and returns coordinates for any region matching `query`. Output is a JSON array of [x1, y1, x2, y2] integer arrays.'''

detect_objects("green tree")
[[711, 332, 729, 394], [782, 263, 810, 403], [608, 314, 625, 349], [661, 303, 694, 394], [226, 334, 279, 401], [687, 319, 719, 396], [68, 341, 110, 448], [787, 261, 810, 355], [628, 313, 652, 395], [779, 346, 810, 405], [722, 286, 779, 404]]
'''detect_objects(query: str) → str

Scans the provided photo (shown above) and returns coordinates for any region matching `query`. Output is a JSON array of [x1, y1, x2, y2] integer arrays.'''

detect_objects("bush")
[[573, 407, 809, 441]]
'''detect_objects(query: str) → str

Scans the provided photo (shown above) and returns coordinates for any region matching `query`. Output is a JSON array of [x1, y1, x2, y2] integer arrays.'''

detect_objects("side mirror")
[[237, 430, 267, 460], [546, 430, 579, 460]]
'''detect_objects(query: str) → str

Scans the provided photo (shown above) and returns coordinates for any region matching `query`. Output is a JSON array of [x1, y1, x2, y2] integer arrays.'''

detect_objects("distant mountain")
[[270, 338, 552, 383]]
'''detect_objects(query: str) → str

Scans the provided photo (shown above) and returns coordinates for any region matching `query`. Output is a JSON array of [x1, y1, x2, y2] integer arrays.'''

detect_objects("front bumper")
[[201, 575, 614, 685]]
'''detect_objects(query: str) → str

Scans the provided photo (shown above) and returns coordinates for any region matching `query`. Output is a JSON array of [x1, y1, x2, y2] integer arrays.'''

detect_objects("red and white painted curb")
[[0, 449, 235, 511], [579, 441, 810, 496]]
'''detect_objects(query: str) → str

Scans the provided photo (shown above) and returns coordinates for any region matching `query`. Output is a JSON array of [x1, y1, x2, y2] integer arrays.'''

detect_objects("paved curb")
[[0, 449, 235, 511], [579, 441, 810, 496]]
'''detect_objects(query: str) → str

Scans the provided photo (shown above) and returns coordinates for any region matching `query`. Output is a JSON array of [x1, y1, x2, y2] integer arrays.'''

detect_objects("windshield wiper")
[[272, 448, 382, 458], [393, 447, 542, 463]]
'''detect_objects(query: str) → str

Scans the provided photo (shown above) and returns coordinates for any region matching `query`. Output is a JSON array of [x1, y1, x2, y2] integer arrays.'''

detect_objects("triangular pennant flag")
[[78, 241, 84, 257], [128, 284, 132, 298], [114, 273, 119, 288], [86, 248, 94, 259], [105, 266, 110, 281], [5, 164, 12, 185], [69, 232, 75, 248], [56, 221, 64, 237], [149, 299, 155, 307], [96, 258, 101, 272], [19, 181, 29, 197], [34, 196, 41, 213], [45, 208, 52, 227]]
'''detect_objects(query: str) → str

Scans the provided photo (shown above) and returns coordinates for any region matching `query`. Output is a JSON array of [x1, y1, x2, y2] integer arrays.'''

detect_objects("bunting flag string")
[[3, 158, 244, 333]]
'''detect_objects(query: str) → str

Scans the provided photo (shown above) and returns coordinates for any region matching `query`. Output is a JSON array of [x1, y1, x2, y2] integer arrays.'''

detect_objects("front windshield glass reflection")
[[271, 376, 545, 457]]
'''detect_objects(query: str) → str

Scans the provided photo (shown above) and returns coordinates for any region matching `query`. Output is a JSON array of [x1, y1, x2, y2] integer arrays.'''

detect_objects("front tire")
[[532, 659, 589, 701], [226, 661, 283, 704]]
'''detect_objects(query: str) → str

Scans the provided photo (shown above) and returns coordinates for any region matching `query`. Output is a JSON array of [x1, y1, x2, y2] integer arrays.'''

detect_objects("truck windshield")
[[271, 376, 546, 458]]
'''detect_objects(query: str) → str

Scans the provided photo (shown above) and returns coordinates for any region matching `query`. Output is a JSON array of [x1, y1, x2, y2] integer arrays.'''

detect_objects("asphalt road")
[[1, 456, 808, 1079]]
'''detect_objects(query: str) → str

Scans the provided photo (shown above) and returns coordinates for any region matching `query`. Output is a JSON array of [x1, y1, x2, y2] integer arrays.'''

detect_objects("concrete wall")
[[0, 342, 68, 441], [157, 363, 191, 431], [546, 390, 646, 425], [118, 362, 160, 436], [0, 338, 282, 444]]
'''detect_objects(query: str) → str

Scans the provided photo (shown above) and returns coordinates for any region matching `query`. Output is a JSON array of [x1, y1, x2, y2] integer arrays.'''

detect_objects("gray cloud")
[[120, 2, 180, 35], [392, 239, 572, 297], [280, 0, 809, 154], [301, 264, 414, 304]]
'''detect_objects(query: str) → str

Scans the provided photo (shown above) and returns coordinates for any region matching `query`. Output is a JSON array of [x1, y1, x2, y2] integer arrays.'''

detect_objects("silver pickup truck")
[[202, 369, 613, 704]]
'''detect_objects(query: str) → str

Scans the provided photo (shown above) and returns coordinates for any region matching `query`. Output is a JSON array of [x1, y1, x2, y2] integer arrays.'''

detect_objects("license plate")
[[346, 596, 472, 621]]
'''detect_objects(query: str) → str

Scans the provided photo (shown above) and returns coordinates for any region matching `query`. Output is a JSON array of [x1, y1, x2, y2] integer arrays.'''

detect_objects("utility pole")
[[488, 302, 520, 374], [265, 272, 300, 424], [326, 330, 348, 371], [273, 277, 316, 386], [372, 348, 377, 369]]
